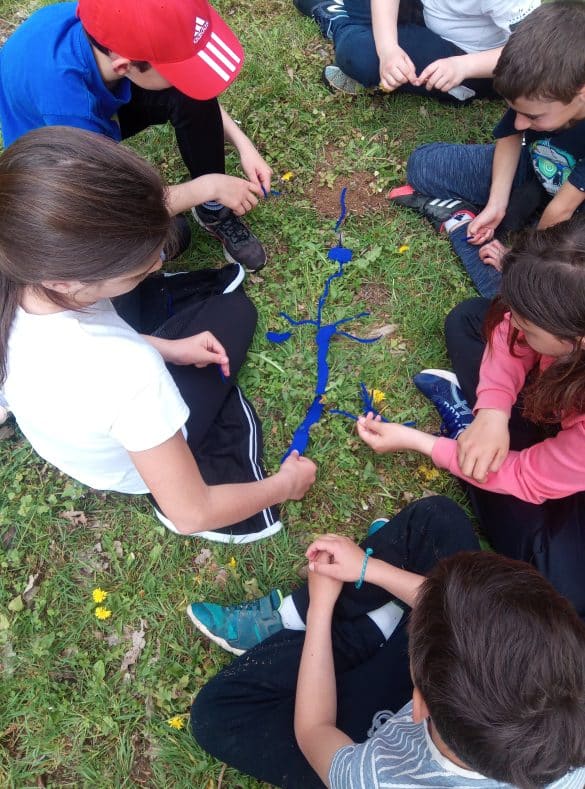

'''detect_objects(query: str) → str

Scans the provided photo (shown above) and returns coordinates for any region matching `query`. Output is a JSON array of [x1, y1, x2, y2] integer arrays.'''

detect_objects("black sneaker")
[[311, 0, 348, 38], [388, 185, 479, 233], [193, 206, 267, 272]]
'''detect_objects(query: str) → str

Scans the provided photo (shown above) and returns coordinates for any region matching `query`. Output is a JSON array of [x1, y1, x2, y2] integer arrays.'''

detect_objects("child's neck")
[[20, 287, 68, 315], [427, 720, 472, 771], [90, 44, 122, 90]]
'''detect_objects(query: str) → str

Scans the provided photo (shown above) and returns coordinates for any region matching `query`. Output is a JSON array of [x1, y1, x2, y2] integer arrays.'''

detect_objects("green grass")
[[0, 0, 503, 785]]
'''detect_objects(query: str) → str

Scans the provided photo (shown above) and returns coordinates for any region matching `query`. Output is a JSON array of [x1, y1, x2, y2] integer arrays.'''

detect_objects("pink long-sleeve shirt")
[[431, 313, 585, 504]]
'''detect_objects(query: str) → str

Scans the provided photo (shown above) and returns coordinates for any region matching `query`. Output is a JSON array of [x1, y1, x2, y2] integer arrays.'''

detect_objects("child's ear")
[[41, 280, 81, 295], [412, 687, 431, 723], [109, 55, 131, 77]]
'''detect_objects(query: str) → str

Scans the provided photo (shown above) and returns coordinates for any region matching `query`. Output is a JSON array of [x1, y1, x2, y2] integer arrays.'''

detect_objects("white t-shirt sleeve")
[[482, 0, 540, 33], [110, 366, 189, 453]]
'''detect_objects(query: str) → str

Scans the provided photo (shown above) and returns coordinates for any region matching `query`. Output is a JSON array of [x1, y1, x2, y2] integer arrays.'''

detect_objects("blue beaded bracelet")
[[355, 547, 374, 589]]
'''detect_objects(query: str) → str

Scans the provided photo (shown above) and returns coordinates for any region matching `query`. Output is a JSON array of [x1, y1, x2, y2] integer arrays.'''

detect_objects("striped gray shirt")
[[330, 701, 585, 788]]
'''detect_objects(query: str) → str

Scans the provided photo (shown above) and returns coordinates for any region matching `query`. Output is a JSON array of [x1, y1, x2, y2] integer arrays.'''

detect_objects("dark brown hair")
[[494, 1, 585, 103], [483, 216, 585, 423], [0, 126, 171, 383], [410, 551, 585, 788], [85, 30, 151, 73]]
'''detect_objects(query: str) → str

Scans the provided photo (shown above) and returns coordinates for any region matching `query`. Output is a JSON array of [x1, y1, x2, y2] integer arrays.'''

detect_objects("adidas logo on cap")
[[193, 16, 209, 44]]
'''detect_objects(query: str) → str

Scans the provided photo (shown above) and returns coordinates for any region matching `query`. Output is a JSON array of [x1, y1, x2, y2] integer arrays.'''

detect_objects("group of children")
[[0, 0, 585, 786]]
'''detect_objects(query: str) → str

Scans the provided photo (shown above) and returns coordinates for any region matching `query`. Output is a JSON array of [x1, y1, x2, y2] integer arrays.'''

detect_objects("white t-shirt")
[[422, 0, 540, 53], [2, 300, 189, 494]]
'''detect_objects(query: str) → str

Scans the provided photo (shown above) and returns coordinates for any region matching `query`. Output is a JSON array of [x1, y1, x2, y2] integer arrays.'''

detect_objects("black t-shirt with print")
[[494, 108, 585, 195]]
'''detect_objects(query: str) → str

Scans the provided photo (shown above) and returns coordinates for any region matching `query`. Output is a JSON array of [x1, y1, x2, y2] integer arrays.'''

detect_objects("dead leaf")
[[22, 573, 40, 606], [113, 540, 124, 558], [286, 66, 294, 80], [59, 510, 87, 526], [120, 619, 147, 675], [367, 323, 397, 339], [194, 548, 212, 567], [217, 763, 227, 789], [1, 526, 16, 550], [214, 569, 228, 587]]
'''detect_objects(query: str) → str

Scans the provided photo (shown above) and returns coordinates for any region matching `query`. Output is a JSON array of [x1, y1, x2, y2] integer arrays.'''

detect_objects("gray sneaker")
[[322, 65, 361, 95]]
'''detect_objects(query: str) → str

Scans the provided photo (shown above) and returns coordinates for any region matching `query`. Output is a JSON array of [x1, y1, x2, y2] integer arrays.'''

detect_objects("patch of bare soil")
[[307, 144, 388, 218]]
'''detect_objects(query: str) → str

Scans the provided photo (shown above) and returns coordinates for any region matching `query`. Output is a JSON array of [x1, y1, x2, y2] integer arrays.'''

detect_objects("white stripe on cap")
[[211, 32, 241, 64], [198, 49, 230, 81], [207, 41, 237, 73]]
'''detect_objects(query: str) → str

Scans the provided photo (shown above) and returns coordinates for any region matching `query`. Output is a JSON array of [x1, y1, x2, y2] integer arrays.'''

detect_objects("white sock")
[[279, 595, 306, 631], [366, 600, 404, 640], [444, 209, 475, 235]]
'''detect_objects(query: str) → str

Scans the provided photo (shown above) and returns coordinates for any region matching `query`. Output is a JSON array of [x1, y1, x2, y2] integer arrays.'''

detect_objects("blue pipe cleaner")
[[266, 189, 383, 462]]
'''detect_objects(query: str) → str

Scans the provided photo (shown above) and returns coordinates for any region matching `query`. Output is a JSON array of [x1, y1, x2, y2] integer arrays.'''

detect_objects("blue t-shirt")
[[0, 2, 131, 147], [329, 701, 585, 788], [493, 108, 585, 196]]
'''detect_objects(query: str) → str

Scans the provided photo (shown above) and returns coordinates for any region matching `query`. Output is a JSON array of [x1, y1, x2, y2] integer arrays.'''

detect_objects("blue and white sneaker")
[[413, 369, 473, 439], [311, 0, 348, 38], [187, 590, 284, 656]]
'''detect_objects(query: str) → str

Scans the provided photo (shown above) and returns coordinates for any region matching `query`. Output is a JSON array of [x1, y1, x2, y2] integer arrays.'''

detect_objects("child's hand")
[[414, 55, 466, 93], [456, 408, 510, 482], [170, 332, 230, 377], [356, 414, 413, 453], [203, 173, 262, 215], [479, 239, 509, 271], [307, 549, 344, 607], [278, 451, 317, 500], [238, 144, 273, 194], [466, 202, 506, 245], [307, 534, 367, 585], [378, 44, 417, 91]]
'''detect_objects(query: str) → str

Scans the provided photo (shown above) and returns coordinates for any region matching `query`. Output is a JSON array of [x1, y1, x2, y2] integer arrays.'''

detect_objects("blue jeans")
[[332, 5, 496, 99], [406, 142, 534, 297]]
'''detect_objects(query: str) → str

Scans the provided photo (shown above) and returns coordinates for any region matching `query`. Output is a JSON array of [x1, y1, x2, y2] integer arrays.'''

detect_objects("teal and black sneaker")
[[413, 369, 474, 439], [187, 590, 284, 656]]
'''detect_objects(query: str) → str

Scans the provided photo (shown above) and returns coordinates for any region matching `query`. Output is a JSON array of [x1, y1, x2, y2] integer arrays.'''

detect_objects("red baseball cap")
[[77, 0, 244, 100]]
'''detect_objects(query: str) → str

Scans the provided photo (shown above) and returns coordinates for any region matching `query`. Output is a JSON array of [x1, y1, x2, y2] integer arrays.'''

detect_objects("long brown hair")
[[0, 126, 171, 384], [484, 216, 585, 423]]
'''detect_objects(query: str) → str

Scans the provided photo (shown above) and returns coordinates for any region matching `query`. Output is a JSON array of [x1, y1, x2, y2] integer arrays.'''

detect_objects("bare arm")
[[372, 0, 416, 90], [416, 47, 502, 93], [294, 566, 352, 786], [129, 431, 316, 534], [220, 106, 273, 191], [467, 134, 523, 244], [538, 180, 585, 229]]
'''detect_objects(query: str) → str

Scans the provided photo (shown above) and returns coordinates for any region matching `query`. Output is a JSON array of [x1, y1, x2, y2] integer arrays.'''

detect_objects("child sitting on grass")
[[360, 217, 585, 620], [389, 1, 585, 297], [0, 126, 316, 543], [190, 499, 585, 787]]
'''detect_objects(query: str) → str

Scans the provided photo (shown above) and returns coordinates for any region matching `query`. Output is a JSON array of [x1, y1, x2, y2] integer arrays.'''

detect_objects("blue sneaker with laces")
[[187, 590, 284, 656], [413, 369, 473, 439], [311, 0, 348, 38]]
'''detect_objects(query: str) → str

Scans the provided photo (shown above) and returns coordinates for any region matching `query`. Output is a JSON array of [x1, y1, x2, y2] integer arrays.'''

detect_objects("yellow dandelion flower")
[[92, 587, 108, 603], [94, 606, 112, 620], [280, 171, 295, 182], [228, 556, 237, 569], [417, 464, 440, 482], [370, 389, 386, 408], [167, 715, 186, 730], [398, 245, 410, 254]]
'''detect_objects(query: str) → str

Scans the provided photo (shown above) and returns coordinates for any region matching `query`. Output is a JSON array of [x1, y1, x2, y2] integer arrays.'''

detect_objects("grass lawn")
[[0, 0, 503, 786]]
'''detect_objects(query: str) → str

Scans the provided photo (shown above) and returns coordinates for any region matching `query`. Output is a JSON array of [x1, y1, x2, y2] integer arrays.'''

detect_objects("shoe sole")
[[417, 369, 460, 387], [153, 506, 284, 544], [186, 605, 245, 656], [322, 67, 359, 95], [192, 209, 267, 272]]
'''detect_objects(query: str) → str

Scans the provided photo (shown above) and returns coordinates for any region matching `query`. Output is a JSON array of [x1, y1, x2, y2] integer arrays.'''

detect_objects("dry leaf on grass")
[[120, 619, 147, 676], [59, 510, 87, 526], [366, 323, 397, 339]]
